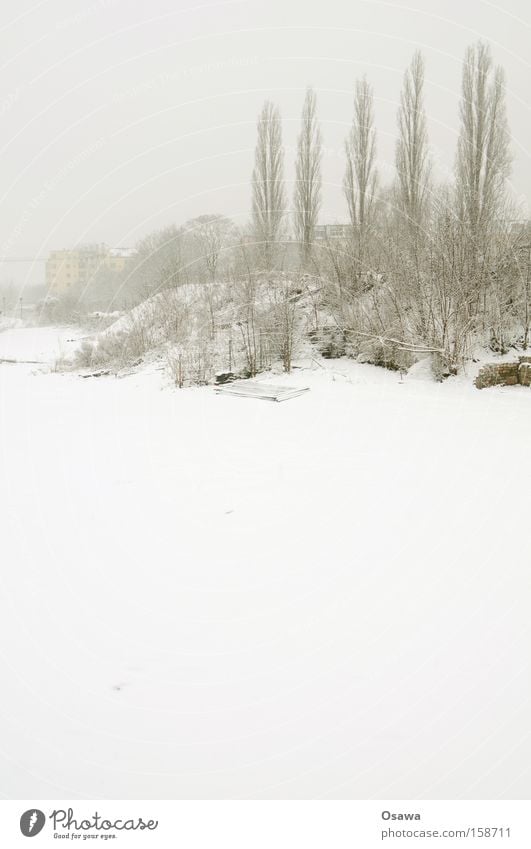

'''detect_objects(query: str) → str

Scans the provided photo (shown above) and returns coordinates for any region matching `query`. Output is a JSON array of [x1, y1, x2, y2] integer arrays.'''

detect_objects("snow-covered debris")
[[215, 380, 310, 401]]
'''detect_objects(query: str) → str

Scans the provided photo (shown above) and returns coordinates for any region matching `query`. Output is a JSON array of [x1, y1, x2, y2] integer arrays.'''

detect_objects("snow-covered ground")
[[1, 326, 530, 800]]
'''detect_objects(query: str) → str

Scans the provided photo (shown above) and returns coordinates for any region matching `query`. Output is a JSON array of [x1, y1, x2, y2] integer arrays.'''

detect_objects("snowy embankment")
[[0, 324, 85, 364], [1, 327, 530, 800], [0, 316, 22, 333]]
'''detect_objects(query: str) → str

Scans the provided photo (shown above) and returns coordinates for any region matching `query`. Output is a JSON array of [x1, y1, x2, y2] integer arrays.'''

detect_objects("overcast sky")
[[1, 0, 530, 289]]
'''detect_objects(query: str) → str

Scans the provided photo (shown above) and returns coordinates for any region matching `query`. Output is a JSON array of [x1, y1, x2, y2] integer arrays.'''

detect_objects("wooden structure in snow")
[[215, 380, 309, 402]]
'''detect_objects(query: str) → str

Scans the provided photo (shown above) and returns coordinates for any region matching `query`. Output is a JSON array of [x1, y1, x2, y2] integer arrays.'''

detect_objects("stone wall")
[[475, 356, 531, 389]]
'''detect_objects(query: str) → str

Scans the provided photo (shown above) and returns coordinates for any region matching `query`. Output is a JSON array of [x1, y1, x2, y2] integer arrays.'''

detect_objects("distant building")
[[313, 224, 351, 241], [108, 246, 138, 268], [45, 244, 136, 294]]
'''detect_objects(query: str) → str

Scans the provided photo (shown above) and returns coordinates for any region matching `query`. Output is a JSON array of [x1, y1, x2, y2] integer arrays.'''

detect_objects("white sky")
[[1, 0, 530, 289]]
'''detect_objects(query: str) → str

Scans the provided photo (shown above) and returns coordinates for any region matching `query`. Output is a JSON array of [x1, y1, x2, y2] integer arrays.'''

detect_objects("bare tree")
[[126, 225, 186, 303], [184, 214, 237, 283], [251, 101, 286, 269], [234, 270, 260, 376], [395, 51, 431, 236], [265, 276, 303, 372], [456, 41, 511, 237], [184, 215, 237, 283], [344, 77, 378, 282], [294, 87, 322, 265], [514, 224, 531, 349], [455, 40, 512, 331]]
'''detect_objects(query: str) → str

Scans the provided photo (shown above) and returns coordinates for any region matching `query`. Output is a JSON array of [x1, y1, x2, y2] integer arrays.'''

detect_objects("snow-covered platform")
[[215, 379, 310, 402]]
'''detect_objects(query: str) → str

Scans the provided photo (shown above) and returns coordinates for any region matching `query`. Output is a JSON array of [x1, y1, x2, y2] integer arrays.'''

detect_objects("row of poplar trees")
[[249, 41, 525, 370]]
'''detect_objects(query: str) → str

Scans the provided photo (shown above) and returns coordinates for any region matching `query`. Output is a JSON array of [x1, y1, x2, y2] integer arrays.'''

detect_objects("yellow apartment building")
[[45, 244, 135, 294]]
